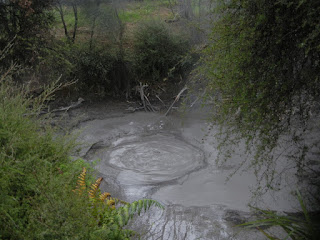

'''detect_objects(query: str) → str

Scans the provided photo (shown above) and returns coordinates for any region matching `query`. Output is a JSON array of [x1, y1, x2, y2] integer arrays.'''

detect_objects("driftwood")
[[165, 86, 188, 116], [23, 97, 84, 117], [51, 97, 85, 113], [125, 106, 145, 113]]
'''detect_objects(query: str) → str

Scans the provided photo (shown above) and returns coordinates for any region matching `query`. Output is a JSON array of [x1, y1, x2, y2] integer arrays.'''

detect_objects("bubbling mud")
[[99, 134, 204, 185]]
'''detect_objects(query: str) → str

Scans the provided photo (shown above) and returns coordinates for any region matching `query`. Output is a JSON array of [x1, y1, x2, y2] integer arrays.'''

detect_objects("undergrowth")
[[240, 191, 319, 240], [0, 66, 163, 239]]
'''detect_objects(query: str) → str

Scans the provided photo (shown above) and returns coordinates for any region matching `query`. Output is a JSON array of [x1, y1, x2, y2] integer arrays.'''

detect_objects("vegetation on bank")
[[240, 190, 318, 240], [0, 1, 202, 238], [0, 69, 163, 239], [200, 0, 320, 238], [201, 0, 320, 193], [0, 0, 203, 101]]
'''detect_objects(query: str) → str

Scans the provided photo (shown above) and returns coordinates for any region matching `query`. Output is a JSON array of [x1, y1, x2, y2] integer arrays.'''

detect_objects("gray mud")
[[68, 102, 310, 239]]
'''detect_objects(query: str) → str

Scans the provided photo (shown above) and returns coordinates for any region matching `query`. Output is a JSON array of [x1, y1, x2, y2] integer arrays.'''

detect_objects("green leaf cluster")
[[0, 67, 164, 239], [0, 0, 55, 66], [133, 20, 189, 83], [240, 190, 319, 239], [0, 82, 98, 239], [200, 0, 320, 189]]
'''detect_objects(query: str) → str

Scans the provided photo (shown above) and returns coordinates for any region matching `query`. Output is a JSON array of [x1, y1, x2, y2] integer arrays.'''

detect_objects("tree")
[[0, 0, 55, 65], [178, 0, 193, 20], [201, 0, 320, 194], [55, 0, 79, 43]]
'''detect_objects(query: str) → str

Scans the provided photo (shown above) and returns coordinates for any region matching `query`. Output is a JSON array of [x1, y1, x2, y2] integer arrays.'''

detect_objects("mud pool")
[[69, 103, 304, 239]]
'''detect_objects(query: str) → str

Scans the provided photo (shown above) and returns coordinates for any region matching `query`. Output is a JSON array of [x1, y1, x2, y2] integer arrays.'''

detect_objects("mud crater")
[[98, 134, 205, 185]]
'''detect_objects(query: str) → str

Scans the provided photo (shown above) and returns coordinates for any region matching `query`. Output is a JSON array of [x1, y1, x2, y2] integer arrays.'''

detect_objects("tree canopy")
[[201, 0, 320, 192], [0, 0, 55, 64]]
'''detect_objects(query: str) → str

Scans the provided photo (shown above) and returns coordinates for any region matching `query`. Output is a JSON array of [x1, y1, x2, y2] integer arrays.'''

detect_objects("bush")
[[73, 46, 116, 93], [0, 82, 98, 239], [64, 44, 130, 98], [0, 61, 163, 238], [132, 20, 189, 83], [0, 0, 55, 66]]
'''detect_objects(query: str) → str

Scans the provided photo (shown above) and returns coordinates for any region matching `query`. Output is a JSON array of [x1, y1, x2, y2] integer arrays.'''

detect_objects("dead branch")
[[139, 82, 148, 112], [0, 63, 17, 83], [155, 94, 165, 106], [190, 89, 206, 108], [165, 86, 188, 116], [51, 97, 84, 113], [139, 82, 157, 112], [144, 94, 155, 112]]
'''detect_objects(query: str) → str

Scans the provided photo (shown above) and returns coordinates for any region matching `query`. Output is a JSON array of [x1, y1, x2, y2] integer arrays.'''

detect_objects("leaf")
[[88, 177, 103, 199], [123, 205, 130, 225], [137, 200, 143, 216], [113, 199, 164, 227], [73, 167, 87, 195], [99, 192, 111, 202], [131, 201, 137, 214]]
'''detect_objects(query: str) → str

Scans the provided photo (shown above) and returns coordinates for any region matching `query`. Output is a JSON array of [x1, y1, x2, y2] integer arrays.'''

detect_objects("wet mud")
[[68, 102, 308, 239]]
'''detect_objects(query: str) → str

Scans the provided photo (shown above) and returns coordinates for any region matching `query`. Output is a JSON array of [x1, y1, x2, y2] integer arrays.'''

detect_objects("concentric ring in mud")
[[102, 134, 204, 185]]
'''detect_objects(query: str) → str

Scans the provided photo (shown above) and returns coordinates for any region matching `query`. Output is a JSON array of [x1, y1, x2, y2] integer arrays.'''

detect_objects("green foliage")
[[90, 199, 164, 240], [115, 199, 164, 227], [201, 0, 320, 190], [118, 1, 158, 23], [69, 44, 130, 97], [133, 20, 189, 83], [240, 190, 319, 240], [73, 46, 116, 92], [0, 59, 164, 238], [72, 167, 164, 239], [0, 0, 55, 66], [0, 82, 98, 239]]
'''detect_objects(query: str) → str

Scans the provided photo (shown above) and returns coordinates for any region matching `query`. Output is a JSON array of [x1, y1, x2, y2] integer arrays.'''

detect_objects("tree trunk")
[[56, 3, 70, 40], [72, 3, 78, 43], [89, 16, 97, 50], [168, 0, 175, 15]]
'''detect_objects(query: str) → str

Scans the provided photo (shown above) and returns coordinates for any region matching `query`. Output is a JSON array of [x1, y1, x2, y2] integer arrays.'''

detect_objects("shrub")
[[0, 63, 163, 239], [132, 20, 189, 84], [240, 190, 319, 240], [74, 47, 115, 93], [0, 82, 98, 239], [0, 0, 55, 66], [68, 44, 130, 98]]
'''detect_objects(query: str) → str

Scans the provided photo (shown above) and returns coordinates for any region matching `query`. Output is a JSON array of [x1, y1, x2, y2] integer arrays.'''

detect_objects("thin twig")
[[155, 94, 165, 106], [144, 94, 155, 112], [165, 86, 188, 116]]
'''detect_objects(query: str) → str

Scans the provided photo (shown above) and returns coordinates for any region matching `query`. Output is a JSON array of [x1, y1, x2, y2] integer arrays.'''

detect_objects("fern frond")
[[116, 199, 164, 227], [107, 199, 115, 206], [113, 197, 128, 205], [99, 192, 111, 202], [89, 177, 103, 199], [74, 167, 87, 194]]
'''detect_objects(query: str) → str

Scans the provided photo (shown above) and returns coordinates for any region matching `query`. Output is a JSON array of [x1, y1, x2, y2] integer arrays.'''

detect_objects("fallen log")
[[51, 97, 85, 113]]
